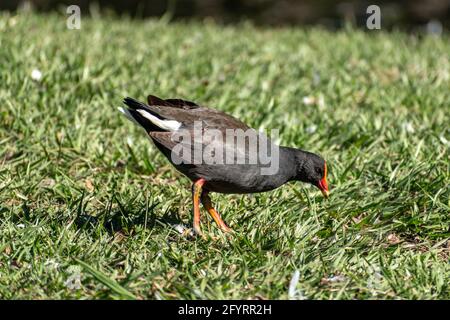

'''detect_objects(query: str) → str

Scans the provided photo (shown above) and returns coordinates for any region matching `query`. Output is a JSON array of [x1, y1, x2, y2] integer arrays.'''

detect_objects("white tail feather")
[[136, 109, 182, 131]]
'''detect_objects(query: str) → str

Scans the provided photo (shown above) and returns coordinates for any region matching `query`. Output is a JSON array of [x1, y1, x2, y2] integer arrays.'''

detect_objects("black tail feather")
[[123, 97, 148, 110], [121, 97, 163, 132]]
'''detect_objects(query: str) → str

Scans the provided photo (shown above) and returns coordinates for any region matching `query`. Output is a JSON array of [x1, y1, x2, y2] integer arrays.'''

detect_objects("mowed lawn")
[[0, 12, 449, 299]]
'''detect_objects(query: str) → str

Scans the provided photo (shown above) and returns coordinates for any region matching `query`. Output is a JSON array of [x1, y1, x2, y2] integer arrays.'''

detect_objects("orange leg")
[[201, 191, 232, 233], [192, 179, 206, 235]]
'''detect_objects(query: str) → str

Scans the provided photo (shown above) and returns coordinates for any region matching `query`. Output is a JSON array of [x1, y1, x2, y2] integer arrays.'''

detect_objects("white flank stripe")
[[137, 109, 181, 131]]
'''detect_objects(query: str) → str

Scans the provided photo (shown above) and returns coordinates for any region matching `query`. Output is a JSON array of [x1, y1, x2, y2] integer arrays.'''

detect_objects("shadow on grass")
[[74, 191, 183, 235]]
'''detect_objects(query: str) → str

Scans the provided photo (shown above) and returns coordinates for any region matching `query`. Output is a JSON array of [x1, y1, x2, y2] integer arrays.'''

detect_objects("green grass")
[[0, 12, 449, 300]]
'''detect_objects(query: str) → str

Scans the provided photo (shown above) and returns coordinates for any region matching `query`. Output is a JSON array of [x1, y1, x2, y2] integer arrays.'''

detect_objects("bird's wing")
[[144, 95, 251, 131], [147, 105, 250, 131], [147, 95, 200, 109], [149, 129, 269, 165], [121, 95, 251, 135]]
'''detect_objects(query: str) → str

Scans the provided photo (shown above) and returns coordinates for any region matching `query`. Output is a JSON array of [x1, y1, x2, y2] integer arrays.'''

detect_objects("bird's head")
[[294, 151, 329, 198]]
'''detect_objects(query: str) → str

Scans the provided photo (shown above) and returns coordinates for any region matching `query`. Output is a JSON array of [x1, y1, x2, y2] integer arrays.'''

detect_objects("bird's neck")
[[279, 146, 302, 181], [279, 146, 311, 182]]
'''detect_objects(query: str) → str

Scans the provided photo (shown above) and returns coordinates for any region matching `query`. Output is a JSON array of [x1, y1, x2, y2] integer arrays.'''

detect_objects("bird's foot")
[[219, 224, 233, 233]]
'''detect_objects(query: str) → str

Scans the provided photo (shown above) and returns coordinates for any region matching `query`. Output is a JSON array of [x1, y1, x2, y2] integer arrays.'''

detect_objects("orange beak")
[[318, 162, 329, 198]]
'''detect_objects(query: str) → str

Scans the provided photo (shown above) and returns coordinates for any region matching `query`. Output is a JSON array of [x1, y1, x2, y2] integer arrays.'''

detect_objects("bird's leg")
[[192, 178, 206, 235], [200, 191, 232, 233]]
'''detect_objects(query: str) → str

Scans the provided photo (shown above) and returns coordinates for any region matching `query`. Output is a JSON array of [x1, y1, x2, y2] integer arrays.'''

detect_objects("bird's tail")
[[118, 97, 163, 132]]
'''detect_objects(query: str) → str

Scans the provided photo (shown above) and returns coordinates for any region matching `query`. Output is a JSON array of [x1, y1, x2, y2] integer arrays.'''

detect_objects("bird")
[[118, 94, 329, 235]]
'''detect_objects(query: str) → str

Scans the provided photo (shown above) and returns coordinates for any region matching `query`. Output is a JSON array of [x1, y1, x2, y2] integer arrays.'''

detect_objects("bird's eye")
[[315, 168, 322, 175]]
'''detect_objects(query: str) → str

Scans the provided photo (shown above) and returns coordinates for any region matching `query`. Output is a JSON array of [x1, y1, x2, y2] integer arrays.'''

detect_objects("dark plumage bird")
[[119, 95, 329, 235]]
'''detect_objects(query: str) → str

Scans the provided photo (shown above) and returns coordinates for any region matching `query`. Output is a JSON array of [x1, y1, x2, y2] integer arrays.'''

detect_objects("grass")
[[0, 12, 449, 300]]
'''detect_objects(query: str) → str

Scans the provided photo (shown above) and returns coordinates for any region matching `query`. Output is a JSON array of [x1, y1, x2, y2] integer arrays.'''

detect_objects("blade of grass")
[[76, 259, 136, 300]]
